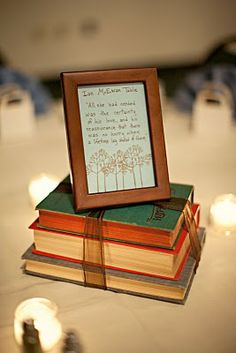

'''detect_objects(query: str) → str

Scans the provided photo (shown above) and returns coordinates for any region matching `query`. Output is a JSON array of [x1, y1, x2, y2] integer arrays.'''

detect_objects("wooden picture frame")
[[61, 68, 170, 210]]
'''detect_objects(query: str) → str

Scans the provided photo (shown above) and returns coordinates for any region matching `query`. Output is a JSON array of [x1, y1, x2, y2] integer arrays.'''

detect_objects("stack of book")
[[22, 176, 205, 304]]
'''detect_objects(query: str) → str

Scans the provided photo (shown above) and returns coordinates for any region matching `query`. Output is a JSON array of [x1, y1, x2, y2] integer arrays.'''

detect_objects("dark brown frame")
[[61, 68, 170, 211]]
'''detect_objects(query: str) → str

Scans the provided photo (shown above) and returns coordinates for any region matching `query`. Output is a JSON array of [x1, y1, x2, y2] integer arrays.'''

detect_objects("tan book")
[[22, 227, 206, 304], [30, 204, 199, 280]]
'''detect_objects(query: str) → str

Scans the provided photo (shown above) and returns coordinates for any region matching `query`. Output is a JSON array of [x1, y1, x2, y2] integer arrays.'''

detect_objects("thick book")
[[22, 227, 206, 304], [30, 204, 200, 280], [36, 175, 194, 248]]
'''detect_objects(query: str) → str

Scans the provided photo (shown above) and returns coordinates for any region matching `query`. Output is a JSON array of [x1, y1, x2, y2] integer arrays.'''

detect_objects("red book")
[[30, 204, 200, 280], [36, 176, 195, 248]]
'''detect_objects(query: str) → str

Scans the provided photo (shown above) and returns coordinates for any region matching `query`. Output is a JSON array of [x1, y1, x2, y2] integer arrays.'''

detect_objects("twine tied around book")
[[81, 198, 201, 290], [54, 181, 107, 289], [154, 198, 202, 271], [54, 182, 201, 283], [82, 209, 107, 289]]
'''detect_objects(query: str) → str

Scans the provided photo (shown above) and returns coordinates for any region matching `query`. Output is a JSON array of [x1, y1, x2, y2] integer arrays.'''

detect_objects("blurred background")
[[0, 0, 235, 101], [0, 4, 236, 353]]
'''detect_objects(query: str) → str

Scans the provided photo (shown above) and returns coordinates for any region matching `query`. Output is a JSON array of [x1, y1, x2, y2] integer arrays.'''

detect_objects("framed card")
[[61, 68, 170, 210]]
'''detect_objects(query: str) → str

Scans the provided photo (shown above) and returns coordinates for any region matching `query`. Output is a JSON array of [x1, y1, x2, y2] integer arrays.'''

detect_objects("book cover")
[[36, 175, 194, 248], [22, 227, 206, 304], [30, 204, 200, 280]]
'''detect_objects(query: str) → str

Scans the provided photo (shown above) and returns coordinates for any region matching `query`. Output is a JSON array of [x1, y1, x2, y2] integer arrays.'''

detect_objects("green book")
[[36, 175, 195, 248]]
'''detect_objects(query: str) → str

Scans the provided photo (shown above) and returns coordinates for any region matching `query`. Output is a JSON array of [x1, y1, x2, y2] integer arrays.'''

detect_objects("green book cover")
[[36, 175, 194, 233]]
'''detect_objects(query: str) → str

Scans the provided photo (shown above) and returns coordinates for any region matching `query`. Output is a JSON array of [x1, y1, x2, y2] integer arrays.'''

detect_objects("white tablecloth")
[[1, 102, 236, 353]]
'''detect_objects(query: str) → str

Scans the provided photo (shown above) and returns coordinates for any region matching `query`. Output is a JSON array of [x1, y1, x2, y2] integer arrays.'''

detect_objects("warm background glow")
[[0, 0, 235, 78]]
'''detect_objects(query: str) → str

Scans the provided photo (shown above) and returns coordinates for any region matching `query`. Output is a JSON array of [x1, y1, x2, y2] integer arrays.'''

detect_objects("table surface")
[[1, 101, 236, 353]]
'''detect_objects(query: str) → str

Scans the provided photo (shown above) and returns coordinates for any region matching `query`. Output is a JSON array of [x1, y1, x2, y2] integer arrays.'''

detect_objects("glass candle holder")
[[14, 297, 62, 351], [28, 174, 59, 207], [210, 193, 236, 234]]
